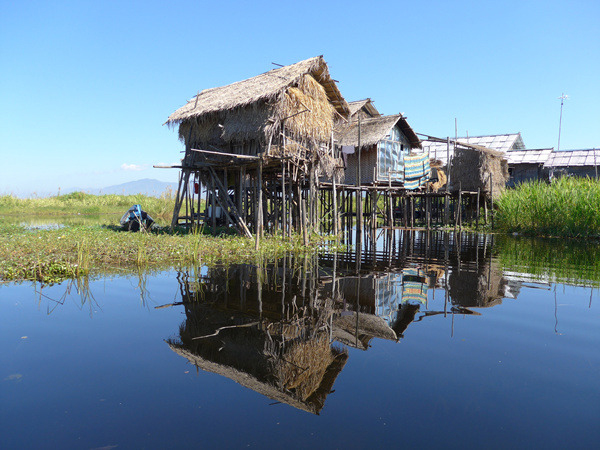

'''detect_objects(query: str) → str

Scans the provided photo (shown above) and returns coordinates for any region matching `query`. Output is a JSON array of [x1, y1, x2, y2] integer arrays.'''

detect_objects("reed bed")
[[0, 223, 338, 284], [495, 177, 600, 238], [0, 191, 176, 218]]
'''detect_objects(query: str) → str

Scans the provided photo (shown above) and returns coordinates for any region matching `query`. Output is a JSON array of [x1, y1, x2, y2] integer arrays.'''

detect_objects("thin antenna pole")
[[557, 93, 568, 152]]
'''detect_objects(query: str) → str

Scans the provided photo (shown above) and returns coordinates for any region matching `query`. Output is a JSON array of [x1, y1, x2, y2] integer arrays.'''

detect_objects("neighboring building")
[[544, 149, 600, 179], [422, 133, 525, 166], [347, 98, 381, 120], [504, 148, 553, 186], [336, 102, 422, 186], [505, 148, 600, 185]]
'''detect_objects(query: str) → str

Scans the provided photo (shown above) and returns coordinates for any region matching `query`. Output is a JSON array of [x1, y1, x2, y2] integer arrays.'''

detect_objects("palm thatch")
[[347, 98, 380, 119], [336, 114, 421, 149], [449, 145, 509, 198], [166, 56, 349, 152]]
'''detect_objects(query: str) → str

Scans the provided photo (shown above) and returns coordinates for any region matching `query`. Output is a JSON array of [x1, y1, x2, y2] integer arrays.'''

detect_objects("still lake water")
[[1, 231, 599, 449]]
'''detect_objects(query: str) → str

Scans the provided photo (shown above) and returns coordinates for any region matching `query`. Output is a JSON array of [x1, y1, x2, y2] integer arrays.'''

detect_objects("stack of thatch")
[[449, 145, 508, 198]]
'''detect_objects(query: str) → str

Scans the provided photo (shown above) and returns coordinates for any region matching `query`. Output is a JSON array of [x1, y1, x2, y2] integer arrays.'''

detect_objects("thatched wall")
[[449, 146, 509, 198], [344, 146, 378, 185]]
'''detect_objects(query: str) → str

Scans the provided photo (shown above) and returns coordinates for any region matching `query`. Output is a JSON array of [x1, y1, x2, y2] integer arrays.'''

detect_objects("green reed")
[[0, 191, 177, 219], [495, 177, 600, 238]]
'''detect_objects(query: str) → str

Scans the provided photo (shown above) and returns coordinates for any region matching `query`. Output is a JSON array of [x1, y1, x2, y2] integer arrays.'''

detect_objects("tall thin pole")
[[357, 116, 363, 245], [557, 93, 568, 152]]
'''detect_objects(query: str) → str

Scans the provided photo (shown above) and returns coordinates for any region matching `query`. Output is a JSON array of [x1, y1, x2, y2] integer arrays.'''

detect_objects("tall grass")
[[495, 177, 600, 238], [0, 191, 176, 219]]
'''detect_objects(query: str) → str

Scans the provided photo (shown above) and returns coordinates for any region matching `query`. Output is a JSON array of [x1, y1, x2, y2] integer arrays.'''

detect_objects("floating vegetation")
[[0, 223, 341, 284]]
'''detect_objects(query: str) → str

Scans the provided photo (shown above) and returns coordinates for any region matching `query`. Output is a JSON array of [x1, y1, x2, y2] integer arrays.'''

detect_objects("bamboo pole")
[[281, 161, 286, 237], [255, 158, 263, 250], [210, 176, 216, 234], [332, 175, 338, 235], [357, 116, 363, 244]]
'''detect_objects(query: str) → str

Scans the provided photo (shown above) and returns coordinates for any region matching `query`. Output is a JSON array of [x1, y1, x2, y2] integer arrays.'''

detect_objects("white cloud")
[[121, 163, 147, 171]]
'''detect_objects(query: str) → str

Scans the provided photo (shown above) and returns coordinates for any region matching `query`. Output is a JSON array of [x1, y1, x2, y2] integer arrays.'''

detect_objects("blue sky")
[[1, 0, 598, 196]]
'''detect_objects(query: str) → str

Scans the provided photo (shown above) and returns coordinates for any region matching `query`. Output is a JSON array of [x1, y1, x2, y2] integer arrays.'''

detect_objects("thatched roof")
[[166, 56, 349, 125], [348, 99, 380, 118], [336, 114, 421, 149]]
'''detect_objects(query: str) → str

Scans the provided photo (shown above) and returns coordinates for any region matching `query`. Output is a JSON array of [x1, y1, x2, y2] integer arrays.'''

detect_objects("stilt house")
[[336, 101, 423, 186], [165, 56, 350, 234]]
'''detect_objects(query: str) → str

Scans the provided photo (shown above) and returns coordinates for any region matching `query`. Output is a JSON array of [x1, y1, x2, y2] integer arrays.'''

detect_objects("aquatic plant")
[[0, 223, 339, 284], [495, 177, 600, 238]]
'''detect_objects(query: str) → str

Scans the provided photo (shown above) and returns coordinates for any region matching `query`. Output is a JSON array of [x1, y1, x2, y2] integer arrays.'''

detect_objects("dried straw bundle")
[[450, 147, 509, 198], [271, 74, 335, 144]]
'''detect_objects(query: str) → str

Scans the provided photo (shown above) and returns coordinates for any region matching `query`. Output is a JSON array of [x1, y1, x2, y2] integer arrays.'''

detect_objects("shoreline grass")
[[495, 177, 600, 238], [0, 191, 177, 219]]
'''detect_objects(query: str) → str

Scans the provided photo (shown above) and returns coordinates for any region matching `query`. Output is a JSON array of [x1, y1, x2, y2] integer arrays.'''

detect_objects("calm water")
[[1, 231, 599, 449]]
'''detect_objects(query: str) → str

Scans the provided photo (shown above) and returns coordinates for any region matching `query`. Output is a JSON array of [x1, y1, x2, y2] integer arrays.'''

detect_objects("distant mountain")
[[91, 179, 178, 197]]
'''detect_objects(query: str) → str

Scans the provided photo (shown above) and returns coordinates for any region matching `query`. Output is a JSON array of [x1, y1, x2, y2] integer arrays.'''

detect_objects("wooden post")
[[281, 161, 286, 238], [490, 172, 494, 230], [211, 176, 216, 234], [476, 188, 480, 229], [255, 159, 263, 250], [171, 170, 184, 228], [332, 174, 338, 235], [357, 117, 363, 243], [301, 186, 308, 246]]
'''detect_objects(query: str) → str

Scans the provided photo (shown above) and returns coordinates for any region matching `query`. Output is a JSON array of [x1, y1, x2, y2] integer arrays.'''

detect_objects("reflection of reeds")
[[496, 235, 600, 286]]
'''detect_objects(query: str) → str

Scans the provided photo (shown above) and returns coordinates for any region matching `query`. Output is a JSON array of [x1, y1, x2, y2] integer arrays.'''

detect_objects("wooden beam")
[[191, 148, 260, 160]]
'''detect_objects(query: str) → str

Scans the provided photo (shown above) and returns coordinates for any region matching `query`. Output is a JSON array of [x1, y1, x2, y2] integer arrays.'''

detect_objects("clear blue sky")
[[1, 0, 598, 196]]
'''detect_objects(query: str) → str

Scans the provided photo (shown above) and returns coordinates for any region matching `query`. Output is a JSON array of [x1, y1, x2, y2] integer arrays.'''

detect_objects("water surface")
[[1, 231, 599, 449]]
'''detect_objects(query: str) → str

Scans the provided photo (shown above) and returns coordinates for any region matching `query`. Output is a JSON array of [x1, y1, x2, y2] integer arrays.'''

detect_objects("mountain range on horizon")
[[4, 178, 180, 198], [85, 178, 179, 196]]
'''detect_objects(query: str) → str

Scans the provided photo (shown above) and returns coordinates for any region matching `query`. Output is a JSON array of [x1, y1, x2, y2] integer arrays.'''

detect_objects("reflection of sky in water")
[[1, 234, 599, 448]]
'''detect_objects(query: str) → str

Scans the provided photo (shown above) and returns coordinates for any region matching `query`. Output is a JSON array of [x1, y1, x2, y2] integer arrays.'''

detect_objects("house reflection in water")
[[166, 232, 512, 413]]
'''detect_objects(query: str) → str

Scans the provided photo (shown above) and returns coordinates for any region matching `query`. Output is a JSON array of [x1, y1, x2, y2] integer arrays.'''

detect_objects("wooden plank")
[[191, 148, 260, 160]]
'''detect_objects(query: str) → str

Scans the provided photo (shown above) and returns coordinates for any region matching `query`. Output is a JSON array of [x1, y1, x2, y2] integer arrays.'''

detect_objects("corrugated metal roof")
[[423, 133, 524, 164], [505, 148, 553, 165], [545, 149, 600, 167]]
